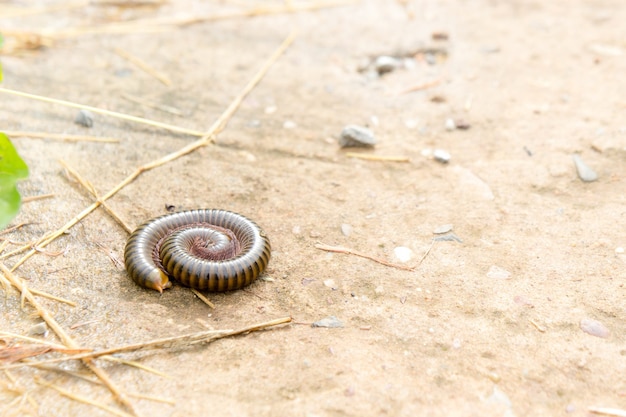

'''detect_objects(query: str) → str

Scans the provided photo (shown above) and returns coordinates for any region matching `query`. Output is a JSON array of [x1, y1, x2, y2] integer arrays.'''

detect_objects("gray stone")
[[339, 125, 376, 148]]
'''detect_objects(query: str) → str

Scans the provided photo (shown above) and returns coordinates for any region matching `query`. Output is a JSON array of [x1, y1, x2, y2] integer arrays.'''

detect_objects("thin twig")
[[191, 288, 215, 309], [7, 31, 296, 271], [345, 153, 410, 162], [0, 86, 205, 137], [0, 263, 139, 416], [395, 78, 443, 95], [2, 317, 291, 370], [315, 243, 416, 271], [21, 194, 55, 203], [588, 407, 626, 417], [59, 159, 133, 233], [4, 130, 120, 143], [113, 48, 172, 86]]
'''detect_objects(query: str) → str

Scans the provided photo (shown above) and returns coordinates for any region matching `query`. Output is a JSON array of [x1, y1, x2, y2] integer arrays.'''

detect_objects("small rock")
[[374, 285, 384, 294], [374, 55, 402, 75], [339, 125, 376, 148], [393, 246, 413, 263], [75, 109, 94, 127], [572, 154, 598, 182], [487, 265, 511, 280], [323, 279, 337, 289], [27, 322, 48, 336], [616, 247, 624, 254], [580, 318, 610, 338], [433, 149, 451, 164], [433, 224, 453, 234], [292, 225, 301, 235], [340, 223, 352, 236], [312, 316, 344, 328], [445, 118, 456, 131], [283, 120, 297, 129], [433, 233, 463, 243]]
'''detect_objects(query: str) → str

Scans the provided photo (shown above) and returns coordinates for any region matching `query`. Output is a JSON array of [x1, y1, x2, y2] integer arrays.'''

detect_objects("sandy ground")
[[1, 1, 625, 416]]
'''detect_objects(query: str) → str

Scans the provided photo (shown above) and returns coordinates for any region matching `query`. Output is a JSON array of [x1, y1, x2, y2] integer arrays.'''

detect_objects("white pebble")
[[616, 247, 624, 254], [323, 279, 337, 289], [393, 246, 413, 263], [580, 318, 610, 338], [572, 154, 598, 182], [341, 224, 353, 236], [433, 149, 451, 163], [445, 118, 456, 131], [433, 224, 453, 234], [283, 120, 297, 129]]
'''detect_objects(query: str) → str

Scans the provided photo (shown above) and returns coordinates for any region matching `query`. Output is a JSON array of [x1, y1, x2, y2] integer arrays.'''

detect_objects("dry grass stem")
[[0, 267, 76, 306], [0, 332, 89, 353], [4, 131, 120, 143], [315, 243, 416, 271], [113, 48, 172, 86], [59, 159, 133, 233], [1, 317, 291, 370], [0, 87, 205, 137], [106, 356, 171, 378], [588, 408, 626, 417], [35, 377, 135, 417], [191, 288, 216, 309], [0, 223, 32, 236], [101, 356, 171, 378], [21, 194, 55, 203], [121, 93, 184, 116], [0, 263, 139, 415], [395, 78, 443, 95], [345, 153, 410, 162]]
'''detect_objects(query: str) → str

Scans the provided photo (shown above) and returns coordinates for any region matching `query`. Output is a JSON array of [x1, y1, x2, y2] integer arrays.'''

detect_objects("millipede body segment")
[[124, 209, 271, 292]]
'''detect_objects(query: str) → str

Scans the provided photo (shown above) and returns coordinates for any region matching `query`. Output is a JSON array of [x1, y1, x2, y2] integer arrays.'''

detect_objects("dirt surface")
[[1, 1, 625, 416]]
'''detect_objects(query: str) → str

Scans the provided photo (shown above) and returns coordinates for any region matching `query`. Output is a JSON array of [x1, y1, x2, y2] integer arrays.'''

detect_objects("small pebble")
[[572, 154, 598, 182], [433, 149, 451, 164], [339, 125, 376, 148], [433, 224, 453, 234], [312, 316, 344, 328], [27, 322, 48, 336], [393, 246, 413, 263], [75, 109, 94, 127], [445, 118, 456, 131], [283, 120, 297, 129], [616, 247, 624, 254], [433, 233, 462, 243], [374, 55, 402, 75], [340, 223, 352, 237], [374, 285, 384, 294], [579, 318, 610, 338], [323, 279, 337, 289], [486, 265, 511, 280]]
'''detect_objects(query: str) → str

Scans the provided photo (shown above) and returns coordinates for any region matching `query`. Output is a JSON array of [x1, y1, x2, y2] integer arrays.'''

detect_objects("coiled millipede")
[[124, 209, 271, 293]]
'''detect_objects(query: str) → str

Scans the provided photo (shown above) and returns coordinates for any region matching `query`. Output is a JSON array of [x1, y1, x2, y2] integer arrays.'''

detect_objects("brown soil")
[[1, 1, 625, 416]]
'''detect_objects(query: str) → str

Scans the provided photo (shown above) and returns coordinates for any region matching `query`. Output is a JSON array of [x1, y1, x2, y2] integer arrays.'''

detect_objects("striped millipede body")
[[124, 209, 271, 293]]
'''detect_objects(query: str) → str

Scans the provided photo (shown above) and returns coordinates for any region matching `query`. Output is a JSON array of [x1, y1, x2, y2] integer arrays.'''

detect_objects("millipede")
[[124, 209, 271, 293]]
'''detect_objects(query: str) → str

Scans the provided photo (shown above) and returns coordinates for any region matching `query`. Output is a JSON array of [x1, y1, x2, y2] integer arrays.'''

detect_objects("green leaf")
[[0, 133, 29, 229]]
